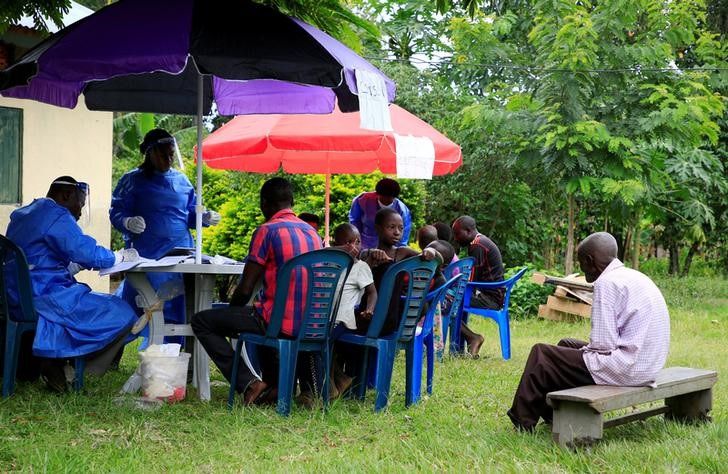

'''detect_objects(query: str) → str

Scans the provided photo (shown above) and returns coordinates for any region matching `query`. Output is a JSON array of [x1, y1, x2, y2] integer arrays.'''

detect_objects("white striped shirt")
[[583, 259, 670, 387]]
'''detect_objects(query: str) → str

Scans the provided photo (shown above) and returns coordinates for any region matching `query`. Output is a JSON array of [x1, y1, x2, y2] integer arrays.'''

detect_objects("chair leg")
[[407, 338, 423, 406], [439, 315, 449, 361], [352, 347, 369, 400], [373, 343, 396, 412], [497, 313, 511, 360], [276, 342, 298, 416], [2, 323, 20, 398], [73, 358, 86, 391], [227, 337, 244, 410], [321, 347, 331, 410], [425, 333, 434, 395]]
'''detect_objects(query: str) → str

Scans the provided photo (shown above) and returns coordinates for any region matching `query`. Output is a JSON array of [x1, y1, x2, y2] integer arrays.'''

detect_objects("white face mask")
[[378, 199, 394, 208]]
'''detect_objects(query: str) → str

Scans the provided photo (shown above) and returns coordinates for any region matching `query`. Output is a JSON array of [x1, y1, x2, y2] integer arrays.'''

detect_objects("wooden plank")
[[538, 305, 577, 322], [562, 287, 593, 305], [543, 275, 594, 291], [602, 405, 670, 429], [547, 295, 592, 318], [547, 367, 718, 413]]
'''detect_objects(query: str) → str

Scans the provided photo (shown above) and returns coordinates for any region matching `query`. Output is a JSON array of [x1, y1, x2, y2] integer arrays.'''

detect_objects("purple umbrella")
[[0, 0, 395, 261]]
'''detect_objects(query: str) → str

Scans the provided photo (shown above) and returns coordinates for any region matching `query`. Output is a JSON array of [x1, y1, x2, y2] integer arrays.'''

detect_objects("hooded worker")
[[5, 176, 139, 392], [110, 129, 221, 343], [348, 177, 412, 249]]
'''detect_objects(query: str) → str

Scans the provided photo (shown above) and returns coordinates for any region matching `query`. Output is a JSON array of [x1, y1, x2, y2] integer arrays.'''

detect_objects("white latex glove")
[[202, 210, 221, 226], [123, 216, 146, 234], [67, 262, 83, 275], [113, 248, 140, 265]]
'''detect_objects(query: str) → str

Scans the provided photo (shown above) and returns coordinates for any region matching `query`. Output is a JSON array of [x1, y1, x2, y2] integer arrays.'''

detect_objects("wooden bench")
[[546, 367, 718, 448]]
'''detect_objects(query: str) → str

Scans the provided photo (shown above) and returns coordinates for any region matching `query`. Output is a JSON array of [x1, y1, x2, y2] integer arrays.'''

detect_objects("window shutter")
[[0, 106, 22, 204]]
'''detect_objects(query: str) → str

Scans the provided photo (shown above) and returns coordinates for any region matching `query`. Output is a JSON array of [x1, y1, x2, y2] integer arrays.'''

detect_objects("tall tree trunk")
[[631, 213, 641, 270], [544, 238, 553, 270], [565, 193, 575, 274], [668, 242, 680, 275], [681, 241, 700, 277]]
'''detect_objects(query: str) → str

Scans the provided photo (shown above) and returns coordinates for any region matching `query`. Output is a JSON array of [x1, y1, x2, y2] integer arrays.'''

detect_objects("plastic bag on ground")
[[139, 344, 190, 403]]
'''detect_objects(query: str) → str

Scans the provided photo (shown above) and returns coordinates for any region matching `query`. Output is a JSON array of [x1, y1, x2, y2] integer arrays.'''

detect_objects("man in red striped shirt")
[[192, 178, 322, 405]]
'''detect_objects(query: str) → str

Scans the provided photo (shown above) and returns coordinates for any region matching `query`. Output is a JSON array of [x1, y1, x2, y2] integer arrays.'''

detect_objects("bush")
[[504, 265, 554, 320]]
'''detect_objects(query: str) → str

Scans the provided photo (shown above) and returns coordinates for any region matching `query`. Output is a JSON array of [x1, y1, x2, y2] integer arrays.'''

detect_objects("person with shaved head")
[[507, 232, 670, 432], [417, 225, 439, 250], [452, 216, 505, 357]]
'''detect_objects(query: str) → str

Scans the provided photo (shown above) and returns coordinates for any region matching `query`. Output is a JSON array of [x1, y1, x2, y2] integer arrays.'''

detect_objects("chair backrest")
[[0, 235, 37, 324], [366, 256, 438, 342], [265, 248, 353, 342], [421, 274, 463, 335], [502, 267, 528, 310], [442, 257, 474, 319]]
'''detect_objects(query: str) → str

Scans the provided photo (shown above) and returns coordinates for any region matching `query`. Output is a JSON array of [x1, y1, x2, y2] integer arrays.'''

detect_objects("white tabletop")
[[126, 262, 245, 275]]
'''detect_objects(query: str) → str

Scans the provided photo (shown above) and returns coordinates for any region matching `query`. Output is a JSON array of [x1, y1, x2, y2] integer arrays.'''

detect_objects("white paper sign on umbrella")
[[356, 69, 393, 132], [394, 133, 436, 180]]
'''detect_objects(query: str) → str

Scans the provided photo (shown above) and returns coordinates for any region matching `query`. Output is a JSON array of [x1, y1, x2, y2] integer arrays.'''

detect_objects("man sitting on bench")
[[507, 232, 671, 432]]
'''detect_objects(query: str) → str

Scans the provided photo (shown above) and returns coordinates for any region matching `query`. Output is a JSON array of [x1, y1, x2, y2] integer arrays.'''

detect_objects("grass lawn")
[[1, 276, 726, 472]]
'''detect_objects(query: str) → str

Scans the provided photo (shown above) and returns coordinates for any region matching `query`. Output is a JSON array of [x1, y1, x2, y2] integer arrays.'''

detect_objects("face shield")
[[144, 136, 184, 170], [52, 180, 91, 227]]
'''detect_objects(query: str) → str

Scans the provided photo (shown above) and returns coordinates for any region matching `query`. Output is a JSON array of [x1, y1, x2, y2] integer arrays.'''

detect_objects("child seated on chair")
[[358, 208, 443, 335], [329, 223, 377, 397], [417, 240, 455, 354]]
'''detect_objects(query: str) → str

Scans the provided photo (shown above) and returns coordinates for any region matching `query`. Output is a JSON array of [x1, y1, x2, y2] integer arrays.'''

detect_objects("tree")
[[0, 0, 70, 32], [434, 0, 725, 274]]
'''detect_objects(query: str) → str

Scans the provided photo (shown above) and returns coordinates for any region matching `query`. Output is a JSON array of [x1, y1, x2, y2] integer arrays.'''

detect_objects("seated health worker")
[[5, 177, 139, 392]]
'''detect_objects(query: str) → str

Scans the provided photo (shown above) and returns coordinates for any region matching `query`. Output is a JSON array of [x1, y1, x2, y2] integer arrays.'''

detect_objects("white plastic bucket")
[[139, 351, 191, 403]]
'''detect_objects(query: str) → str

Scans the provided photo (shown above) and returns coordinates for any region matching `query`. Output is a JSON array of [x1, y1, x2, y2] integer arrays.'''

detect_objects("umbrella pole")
[[195, 75, 204, 265], [324, 173, 331, 246]]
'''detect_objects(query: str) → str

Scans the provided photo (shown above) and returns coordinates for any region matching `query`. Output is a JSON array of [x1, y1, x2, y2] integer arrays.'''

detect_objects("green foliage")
[[504, 265, 554, 319]]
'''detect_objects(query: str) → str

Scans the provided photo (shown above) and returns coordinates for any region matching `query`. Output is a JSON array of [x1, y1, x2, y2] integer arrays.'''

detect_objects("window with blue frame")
[[0, 106, 22, 204]]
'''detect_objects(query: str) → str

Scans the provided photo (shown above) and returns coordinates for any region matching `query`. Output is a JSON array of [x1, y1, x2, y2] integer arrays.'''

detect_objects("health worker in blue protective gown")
[[5, 177, 139, 392], [110, 129, 221, 344]]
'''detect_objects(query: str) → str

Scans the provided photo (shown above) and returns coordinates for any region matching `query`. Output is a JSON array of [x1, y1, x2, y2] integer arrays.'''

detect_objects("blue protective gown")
[[109, 168, 199, 330], [5, 198, 137, 358], [348, 191, 412, 249]]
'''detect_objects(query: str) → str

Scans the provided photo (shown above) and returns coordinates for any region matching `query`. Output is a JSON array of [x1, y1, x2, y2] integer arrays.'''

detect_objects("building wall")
[[0, 97, 113, 292]]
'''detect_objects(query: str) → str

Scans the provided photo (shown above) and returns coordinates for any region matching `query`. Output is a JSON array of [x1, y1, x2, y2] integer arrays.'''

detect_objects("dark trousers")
[[39, 326, 131, 378], [508, 338, 594, 430], [191, 305, 319, 395]]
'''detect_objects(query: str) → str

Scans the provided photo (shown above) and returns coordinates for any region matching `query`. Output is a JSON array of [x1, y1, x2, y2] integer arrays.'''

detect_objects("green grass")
[[1, 277, 726, 472]]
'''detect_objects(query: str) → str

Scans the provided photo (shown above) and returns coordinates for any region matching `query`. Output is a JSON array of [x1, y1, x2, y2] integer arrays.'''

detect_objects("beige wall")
[[0, 97, 113, 292]]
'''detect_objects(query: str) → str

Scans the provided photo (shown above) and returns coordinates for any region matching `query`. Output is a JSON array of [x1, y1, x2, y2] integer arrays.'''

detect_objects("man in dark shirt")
[[192, 178, 322, 406], [453, 216, 505, 357]]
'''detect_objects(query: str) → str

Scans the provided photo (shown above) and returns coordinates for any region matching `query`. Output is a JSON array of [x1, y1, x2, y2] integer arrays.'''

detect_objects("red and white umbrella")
[[198, 104, 462, 241]]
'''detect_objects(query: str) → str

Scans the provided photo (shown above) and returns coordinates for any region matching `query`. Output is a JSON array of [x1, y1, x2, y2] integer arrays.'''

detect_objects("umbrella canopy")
[[0, 0, 395, 115], [0, 0, 396, 261], [200, 104, 461, 175], [198, 104, 462, 241]]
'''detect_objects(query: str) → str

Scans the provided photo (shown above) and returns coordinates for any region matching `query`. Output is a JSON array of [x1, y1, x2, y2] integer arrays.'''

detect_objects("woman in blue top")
[[110, 129, 221, 343]]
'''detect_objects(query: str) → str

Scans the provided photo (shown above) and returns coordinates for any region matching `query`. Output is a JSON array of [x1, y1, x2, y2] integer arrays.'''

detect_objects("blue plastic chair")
[[336, 256, 438, 411], [227, 248, 353, 416], [1, 235, 86, 397], [457, 267, 528, 360], [441, 257, 475, 356], [409, 273, 462, 403]]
